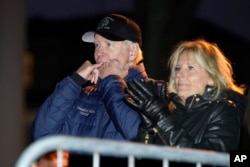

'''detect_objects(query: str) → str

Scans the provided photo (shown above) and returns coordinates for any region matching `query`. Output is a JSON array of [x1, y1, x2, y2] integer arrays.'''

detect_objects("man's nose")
[[95, 46, 105, 56]]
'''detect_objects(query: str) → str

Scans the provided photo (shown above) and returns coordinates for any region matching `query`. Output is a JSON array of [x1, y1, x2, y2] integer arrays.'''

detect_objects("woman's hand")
[[125, 79, 168, 122]]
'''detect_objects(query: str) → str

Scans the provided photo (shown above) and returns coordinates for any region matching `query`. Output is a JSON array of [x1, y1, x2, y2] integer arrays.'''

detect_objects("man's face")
[[93, 34, 131, 70]]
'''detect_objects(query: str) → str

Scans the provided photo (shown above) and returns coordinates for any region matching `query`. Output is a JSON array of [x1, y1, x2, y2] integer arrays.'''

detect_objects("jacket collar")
[[169, 85, 247, 114], [125, 62, 148, 81]]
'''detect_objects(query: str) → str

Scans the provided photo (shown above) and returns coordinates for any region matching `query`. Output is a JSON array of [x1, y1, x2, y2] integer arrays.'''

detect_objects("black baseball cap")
[[82, 14, 142, 47]]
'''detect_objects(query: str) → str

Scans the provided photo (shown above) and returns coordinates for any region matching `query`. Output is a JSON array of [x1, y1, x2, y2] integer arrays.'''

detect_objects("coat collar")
[[125, 62, 148, 81]]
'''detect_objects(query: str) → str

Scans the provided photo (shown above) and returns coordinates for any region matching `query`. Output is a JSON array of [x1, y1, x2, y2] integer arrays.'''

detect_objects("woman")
[[125, 38, 247, 152]]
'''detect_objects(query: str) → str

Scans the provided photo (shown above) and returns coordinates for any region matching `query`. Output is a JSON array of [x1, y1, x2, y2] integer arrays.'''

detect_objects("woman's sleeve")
[[156, 103, 245, 152]]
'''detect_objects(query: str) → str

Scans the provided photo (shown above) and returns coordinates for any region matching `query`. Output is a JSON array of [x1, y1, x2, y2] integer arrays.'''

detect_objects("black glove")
[[141, 79, 166, 98], [125, 79, 169, 123], [137, 113, 155, 143], [139, 113, 153, 129], [138, 112, 168, 145]]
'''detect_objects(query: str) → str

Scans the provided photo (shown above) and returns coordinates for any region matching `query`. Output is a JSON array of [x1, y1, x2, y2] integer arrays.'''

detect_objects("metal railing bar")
[[162, 158, 169, 167], [93, 152, 100, 167], [57, 149, 63, 167], [196, 162, 202, 167], [128, 155, 135, 167], [15, 135, 230, 167]]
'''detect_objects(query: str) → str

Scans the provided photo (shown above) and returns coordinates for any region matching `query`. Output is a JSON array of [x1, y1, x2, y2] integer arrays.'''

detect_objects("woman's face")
[[174, 51, 213, 101]]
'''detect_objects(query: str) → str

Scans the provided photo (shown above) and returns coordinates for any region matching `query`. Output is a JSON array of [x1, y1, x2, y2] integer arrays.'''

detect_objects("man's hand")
[[98, 59, 129, 79], [76, 60, 102, 84]]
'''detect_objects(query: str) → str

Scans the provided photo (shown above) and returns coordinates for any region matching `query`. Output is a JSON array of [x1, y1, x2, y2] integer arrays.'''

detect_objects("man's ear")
[[129, 43, 138, 61]]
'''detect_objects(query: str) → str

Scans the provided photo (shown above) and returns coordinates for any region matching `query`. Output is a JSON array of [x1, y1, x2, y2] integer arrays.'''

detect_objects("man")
[[32, 14, 148, 141]]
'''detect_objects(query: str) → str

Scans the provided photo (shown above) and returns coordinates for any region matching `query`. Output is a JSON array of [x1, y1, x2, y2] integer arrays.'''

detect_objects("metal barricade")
[[15, 135, 230, 167]]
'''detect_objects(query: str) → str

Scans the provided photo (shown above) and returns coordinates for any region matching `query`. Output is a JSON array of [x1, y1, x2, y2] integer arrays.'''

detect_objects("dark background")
[[25, 0, 250, 106], [2, 0, 249, 166], [24, 0, 250, 148]]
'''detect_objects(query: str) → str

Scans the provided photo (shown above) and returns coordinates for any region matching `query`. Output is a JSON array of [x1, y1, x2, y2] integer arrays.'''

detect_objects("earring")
[[209, 81, 214, 86]]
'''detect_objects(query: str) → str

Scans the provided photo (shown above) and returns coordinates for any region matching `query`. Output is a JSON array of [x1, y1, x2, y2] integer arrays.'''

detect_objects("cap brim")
[[82, 30, 125, 43], [82, 31, 95, 43]]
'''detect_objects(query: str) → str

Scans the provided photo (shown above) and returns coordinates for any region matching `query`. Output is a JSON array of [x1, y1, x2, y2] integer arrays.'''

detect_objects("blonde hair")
[[167, 38, 245, 99], [126, 40, 143, 66]]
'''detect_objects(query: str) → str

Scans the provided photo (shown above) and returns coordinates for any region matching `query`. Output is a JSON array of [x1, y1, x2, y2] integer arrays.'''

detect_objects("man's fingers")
[[77, 61, 102, 79]]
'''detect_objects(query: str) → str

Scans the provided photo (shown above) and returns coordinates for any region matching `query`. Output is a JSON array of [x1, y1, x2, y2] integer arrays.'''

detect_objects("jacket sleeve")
[[156, 101, 246, 152], [97, 75, 141, 140], [32, 76, 83, 140]]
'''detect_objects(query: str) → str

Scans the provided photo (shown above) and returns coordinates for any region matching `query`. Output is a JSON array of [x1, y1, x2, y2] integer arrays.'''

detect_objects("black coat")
[[138, 86, 247, 152]]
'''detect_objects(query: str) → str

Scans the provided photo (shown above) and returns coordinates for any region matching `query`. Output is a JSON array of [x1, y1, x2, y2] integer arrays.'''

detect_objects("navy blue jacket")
[[32, 66, 148, 141]]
